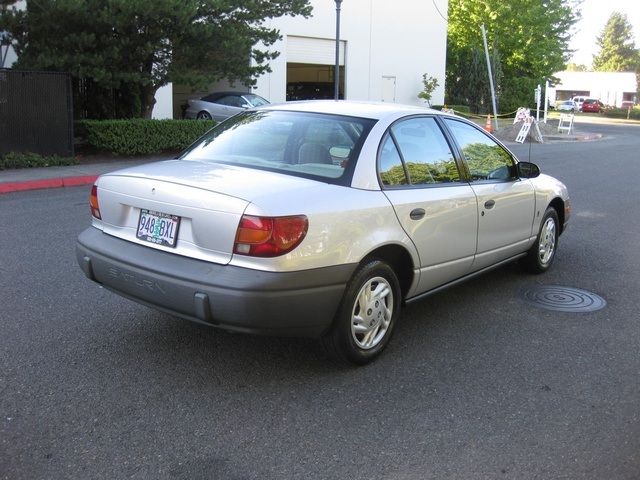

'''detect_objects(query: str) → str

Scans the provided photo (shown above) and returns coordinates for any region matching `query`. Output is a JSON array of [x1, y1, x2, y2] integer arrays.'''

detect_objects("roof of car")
[[257, 100, 439, 120], [201, 91, 260, 100]]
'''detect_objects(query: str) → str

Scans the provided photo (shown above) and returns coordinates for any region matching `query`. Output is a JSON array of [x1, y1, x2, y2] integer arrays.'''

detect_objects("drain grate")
[[518, 285, 606, 313]]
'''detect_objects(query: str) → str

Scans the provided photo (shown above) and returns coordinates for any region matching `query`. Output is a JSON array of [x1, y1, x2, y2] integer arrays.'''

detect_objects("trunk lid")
[[94, 159, 316, 264]]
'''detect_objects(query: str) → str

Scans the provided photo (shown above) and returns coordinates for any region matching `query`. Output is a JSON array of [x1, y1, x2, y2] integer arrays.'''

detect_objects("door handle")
[[410, 208, 426, 220], [484, 199, 496, 209]]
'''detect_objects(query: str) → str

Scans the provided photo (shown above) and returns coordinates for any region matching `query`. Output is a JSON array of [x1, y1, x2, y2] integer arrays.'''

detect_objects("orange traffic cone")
[[484, 114, 492, 133]]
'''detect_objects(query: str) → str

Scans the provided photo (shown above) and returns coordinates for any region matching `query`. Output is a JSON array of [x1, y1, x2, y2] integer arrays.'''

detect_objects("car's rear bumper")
[[76, 228, 355, 337]]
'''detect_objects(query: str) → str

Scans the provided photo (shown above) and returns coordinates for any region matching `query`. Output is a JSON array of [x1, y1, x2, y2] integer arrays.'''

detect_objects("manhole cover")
[[518, 285, 606, 312]]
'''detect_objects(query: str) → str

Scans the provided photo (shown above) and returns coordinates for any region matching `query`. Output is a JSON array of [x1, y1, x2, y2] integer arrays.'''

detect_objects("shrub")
[[75, 119, 216, 156], [0, 151, 79, 170], [604, 108, 640, 120]]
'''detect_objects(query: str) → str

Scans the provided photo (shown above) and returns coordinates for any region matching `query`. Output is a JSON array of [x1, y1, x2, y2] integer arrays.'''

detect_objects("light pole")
[[334, 0, 343, 100]]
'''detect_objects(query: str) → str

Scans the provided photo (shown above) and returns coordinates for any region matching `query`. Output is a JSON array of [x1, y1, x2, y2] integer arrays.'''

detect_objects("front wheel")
[[321, 259, 401, 365], [521, 207, 559, 274]]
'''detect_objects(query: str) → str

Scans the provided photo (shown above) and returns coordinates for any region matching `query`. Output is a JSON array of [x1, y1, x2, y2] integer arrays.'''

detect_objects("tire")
[[196, 111, 212, 120], [321, 259, 401, 365], [521, 207, 559, 274]]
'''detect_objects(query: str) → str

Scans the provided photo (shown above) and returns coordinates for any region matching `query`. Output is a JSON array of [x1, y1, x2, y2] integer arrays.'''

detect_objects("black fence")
[[0, 69, 74, 157]]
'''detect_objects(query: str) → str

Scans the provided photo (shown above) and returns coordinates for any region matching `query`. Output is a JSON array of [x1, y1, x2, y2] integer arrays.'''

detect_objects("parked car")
[[620, 101, 635, 109], [557, 101, 577, 113], [572, 96, 587, 110], [581, 99, 605, 113], [76, 101, 570, 365], [184, 91, 269, 121]]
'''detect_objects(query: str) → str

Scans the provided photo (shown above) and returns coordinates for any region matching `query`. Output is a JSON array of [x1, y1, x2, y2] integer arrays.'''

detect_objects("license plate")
[[136, 209, 180, 247]]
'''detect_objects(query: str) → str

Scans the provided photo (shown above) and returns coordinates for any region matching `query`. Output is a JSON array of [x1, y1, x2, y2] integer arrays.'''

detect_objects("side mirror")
[[518, 161, 540, 179]]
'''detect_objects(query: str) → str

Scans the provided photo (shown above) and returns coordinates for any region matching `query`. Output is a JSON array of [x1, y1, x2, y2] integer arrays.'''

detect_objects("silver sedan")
[[557, 101, 577, 113], [184, 91, 269, 121], [77, 101, 570, 365]]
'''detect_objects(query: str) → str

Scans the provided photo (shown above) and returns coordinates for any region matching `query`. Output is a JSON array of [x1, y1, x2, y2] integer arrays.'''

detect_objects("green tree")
[[418, 74, 440, 106], [566, 62, 588, 72], [0, 0, 312, 118], [446, 0, 581, 114], [592, 12, 639, 72]]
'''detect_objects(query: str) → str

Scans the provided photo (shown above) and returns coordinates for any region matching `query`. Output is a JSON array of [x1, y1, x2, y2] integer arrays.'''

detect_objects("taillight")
[[90, 184, 101, 219], [234, 214, 308, 257]]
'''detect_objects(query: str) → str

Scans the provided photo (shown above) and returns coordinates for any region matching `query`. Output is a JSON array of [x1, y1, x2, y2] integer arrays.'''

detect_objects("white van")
[[572, 96, 588, 109]]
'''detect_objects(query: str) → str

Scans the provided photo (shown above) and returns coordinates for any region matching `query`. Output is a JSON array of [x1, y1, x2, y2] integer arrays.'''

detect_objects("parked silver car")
[[557, 101, 577, 113], [184, 91, 269, 121], [76, 101, 570, 364]]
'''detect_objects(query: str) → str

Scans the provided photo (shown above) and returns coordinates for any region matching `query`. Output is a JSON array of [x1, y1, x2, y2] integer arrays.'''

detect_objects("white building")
[[174, 0, 449, 118], [549, 71, 637, 107], [3, 0, 450, 119]]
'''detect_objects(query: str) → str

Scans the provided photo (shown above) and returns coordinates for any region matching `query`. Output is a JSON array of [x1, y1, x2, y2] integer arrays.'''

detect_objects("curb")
[[0, 175, 99, 194], [574, 133, 603, 141]]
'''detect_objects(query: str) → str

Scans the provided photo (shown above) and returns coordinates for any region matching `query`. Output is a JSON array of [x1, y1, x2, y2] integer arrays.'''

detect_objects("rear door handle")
[[410, 208, 426, 220]]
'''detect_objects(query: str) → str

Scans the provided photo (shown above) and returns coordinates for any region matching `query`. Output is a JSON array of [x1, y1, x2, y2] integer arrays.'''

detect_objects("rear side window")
[[379, 117, 460, 187]]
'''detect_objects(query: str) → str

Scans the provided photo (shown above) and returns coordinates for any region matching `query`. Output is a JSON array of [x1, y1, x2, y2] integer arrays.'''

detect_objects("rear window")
[[180, 110, 375, 185]]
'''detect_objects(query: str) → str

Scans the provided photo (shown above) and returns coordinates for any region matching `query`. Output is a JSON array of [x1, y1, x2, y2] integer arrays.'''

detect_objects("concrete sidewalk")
[[0, 158, 161, 194]]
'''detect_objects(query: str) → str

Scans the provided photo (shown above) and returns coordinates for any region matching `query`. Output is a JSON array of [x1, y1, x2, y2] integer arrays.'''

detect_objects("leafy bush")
[[0, 152, 79, 170], [75, 119, 216, 156], [604, 108, 640, 120]]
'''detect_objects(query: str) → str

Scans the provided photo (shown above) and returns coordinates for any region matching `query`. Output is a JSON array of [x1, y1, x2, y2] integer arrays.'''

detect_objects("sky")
[[569, 0, 640, 67]]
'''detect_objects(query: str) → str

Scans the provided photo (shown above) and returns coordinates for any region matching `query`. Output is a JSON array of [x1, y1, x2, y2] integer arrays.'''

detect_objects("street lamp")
[[334, 0, 343, 100]]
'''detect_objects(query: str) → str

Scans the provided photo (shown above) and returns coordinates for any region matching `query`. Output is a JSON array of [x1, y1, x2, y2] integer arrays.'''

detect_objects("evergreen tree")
[[592, 12, 639, 72], [0, 0, 312, 118]]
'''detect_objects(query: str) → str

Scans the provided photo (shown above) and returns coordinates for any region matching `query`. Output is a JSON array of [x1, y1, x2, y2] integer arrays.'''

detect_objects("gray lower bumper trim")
[[76, 228, 356, 337]]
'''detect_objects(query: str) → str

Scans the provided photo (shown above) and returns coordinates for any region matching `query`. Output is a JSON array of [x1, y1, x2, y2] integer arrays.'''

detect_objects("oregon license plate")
[[136, 209, 180, 247]]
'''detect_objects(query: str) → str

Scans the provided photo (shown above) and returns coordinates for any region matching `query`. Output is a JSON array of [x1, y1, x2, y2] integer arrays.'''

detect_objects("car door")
[[379, 116, 478, 294], [443, 117, 536, 270]]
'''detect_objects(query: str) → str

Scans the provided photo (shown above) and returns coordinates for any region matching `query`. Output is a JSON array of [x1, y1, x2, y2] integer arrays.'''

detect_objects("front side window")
[[219, 95, 243, 107], [444, 118, 516, 181], [379, 117, 460, 187]]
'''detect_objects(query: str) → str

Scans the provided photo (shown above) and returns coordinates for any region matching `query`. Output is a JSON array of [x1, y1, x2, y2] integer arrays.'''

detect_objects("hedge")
[[603, 107, 640, 120], [75, 118, 217, 156], [0, 151, 79, 170]]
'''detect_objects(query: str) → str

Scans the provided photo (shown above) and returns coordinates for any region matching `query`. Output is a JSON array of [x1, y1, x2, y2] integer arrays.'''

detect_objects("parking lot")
[[1, 117, 639, 479]]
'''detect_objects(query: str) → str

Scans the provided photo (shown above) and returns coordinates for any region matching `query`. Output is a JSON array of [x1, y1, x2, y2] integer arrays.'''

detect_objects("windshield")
[[180, 110, 375, 184], [244, 94, 270, 107]]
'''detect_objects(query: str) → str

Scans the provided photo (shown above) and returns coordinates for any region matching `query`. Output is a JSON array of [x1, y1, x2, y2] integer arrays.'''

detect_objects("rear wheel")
[[196, 111, 212, 120], [521, 207, 559, 274], [321, 259, 401, 365]]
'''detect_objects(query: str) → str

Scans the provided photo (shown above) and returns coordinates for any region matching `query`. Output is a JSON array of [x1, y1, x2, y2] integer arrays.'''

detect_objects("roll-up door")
[[287, 36, 345, 65]]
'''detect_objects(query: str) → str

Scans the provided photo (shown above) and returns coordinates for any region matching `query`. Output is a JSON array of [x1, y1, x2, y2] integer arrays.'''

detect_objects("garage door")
[[287, 36, 345, 65]]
